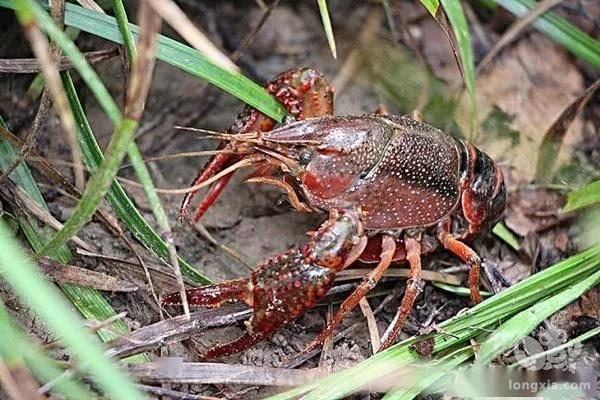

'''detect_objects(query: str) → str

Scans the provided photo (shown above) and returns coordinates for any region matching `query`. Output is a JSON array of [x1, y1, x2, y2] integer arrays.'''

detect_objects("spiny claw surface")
[[161, 213, 361, 359]]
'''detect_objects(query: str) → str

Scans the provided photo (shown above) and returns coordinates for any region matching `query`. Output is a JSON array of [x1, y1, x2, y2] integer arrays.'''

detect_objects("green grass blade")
[[432, 282, 492, 298], [0, 302, 96, 399], [63, 73, 209, 283], [0, 221, 145, 400], [563, 180, 600, 212], [419, 0, 440, 16], [495, 0, 600, 70], [14, 0, 142, 257], [316, 0, 337, 59], [0, 0, 286, 121], [439, 0, 478, 140], [267, 246, 600, 400], [37, 115, 136, 256], [14, 0, 121, 124], [492, 221, 520, 251], [111, 0, 137, 60], [382, 347, 473, 400], [476, 267, 600, 364], [0, 117, 147, 354], [12, 0, 136, 257], [110, 1, 195, 309]]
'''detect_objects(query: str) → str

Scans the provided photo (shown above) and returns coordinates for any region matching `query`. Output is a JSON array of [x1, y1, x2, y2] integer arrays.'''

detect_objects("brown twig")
[[142, 0, 238, 72], [0, 47, 119, 73], [359, 297, 381, 354], [336, 268, 461, 285], [230, 0, 281, 62], [476, 0, 563, 74], [0, 180, 91, 251], [130, 360, 320, 386], [16, 0, 85, 190], [37, 257, 138, 292], [318, 304, 334, 375], [75, 248, 187, 287], [106, 304, 251, 359]]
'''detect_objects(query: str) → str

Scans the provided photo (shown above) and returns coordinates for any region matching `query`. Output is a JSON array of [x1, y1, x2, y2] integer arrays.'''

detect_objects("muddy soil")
[[0, 1, 599, 399]]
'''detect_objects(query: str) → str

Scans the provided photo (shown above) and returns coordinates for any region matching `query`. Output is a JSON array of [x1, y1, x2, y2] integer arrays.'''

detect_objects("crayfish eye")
[[298, 148, 313, 166]]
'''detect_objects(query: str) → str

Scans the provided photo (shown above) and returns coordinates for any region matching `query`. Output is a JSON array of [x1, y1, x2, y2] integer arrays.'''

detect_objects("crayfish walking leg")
[[438, 231, 482, 304], [301, 234, 396, 354], [379, 235, 424, 350]]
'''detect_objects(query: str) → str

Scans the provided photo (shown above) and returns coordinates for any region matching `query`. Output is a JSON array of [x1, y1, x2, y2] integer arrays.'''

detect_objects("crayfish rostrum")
[[162, 68, 507, 360]]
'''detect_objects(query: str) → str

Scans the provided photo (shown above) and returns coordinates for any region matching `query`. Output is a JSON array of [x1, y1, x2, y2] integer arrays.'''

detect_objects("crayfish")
[[162, 68, 507, 360]]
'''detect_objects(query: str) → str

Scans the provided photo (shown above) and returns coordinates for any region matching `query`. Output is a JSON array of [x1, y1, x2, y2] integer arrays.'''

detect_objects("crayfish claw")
[[199, 332, 265, 361], [161, 278, 251, 308]]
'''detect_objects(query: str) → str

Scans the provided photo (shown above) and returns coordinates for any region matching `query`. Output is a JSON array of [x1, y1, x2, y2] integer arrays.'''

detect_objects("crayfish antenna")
[[179, 152, 234, 221], [191, 173, 235, 222]]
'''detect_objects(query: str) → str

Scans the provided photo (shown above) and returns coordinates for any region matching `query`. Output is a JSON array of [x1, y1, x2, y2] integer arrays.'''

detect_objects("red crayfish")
[[162, 68, 507, 360]]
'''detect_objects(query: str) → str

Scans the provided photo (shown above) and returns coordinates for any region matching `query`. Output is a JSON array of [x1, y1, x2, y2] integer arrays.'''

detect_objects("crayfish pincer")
[[163, 68, 507, 360]]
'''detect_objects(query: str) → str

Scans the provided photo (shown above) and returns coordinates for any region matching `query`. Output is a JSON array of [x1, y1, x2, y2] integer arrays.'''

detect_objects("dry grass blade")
[[317, 0, 337, 59], [477, 0, 563, 74], [359, 297, 381, 354], [0, 1, 79, 190], [0, 86, 53, 187], [123, 7, 158, 121], [427, 7, 464, 82], [231, 0, 281, 62], [117, 0, 189, 319], [76, 248, 185, 290], [0, 180, 91, 251], [0, 359, 43, 400], [534, 77, 600, 183], [106, 304, 251, 359], [143, 0, 238, 72], [130, 361, 320, 386], [37, 257, 138, 292], [337, 268, 461, 285], [0, 47, 118, 72], [14, 0, 85, 190], [76, 0, 103, 13]]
